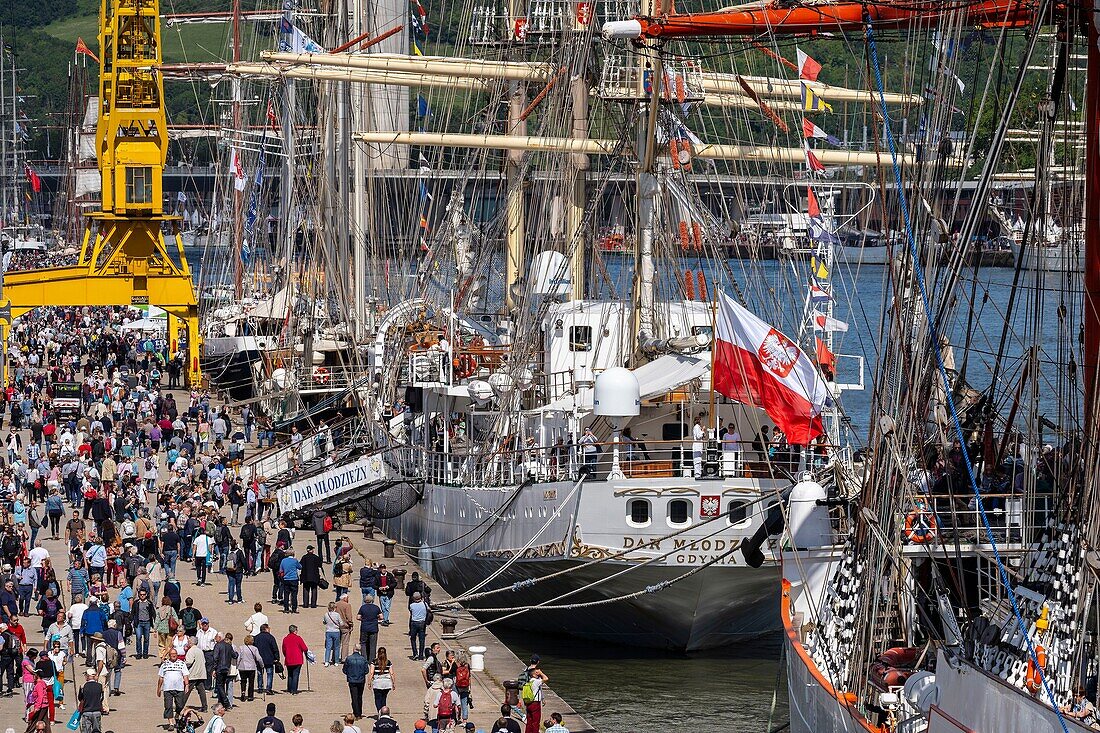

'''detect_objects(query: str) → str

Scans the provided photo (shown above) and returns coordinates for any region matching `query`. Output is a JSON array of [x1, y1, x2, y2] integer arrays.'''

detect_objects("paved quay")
[[0, 342, 593, 733], [0, 524, 592, 733]]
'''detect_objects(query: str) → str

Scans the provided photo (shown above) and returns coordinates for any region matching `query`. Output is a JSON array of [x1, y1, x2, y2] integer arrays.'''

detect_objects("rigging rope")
[[866, 14, 1070, 733]]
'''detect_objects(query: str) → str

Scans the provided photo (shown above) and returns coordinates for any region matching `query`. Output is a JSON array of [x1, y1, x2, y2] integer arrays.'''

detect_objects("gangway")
[[0, 0, 202, 386]]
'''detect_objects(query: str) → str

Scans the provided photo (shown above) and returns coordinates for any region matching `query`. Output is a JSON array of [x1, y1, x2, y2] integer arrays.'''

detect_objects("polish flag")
[[714, 291, 829, 444], [231, 148, 247, 192], [811, 309, 849, 333], [797, 48, 822, 82]]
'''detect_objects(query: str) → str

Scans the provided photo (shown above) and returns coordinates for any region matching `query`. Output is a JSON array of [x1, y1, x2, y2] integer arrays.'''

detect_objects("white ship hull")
[[381, 475, 782, 650], [835, 244, 890, 265], [1010, 239, 1084, 271]]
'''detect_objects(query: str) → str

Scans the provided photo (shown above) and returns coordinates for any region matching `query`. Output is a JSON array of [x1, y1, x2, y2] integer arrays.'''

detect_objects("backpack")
[[103, 642, 119, 669], [455, 663, 471, 690], [322, 515, 333, 533], [520, 679, 536, 705], [1, 533, 19, 555], [437, 690, 455, 718], [226, 550, 237, 572]]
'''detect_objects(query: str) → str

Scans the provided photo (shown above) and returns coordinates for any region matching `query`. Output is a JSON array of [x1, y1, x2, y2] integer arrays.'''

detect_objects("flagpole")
[[708, 296, 718, 437]]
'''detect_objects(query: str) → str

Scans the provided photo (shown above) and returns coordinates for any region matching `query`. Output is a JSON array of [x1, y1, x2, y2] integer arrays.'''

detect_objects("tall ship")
[[596, 0, 1100, 727], [201, 0, 945, 648]]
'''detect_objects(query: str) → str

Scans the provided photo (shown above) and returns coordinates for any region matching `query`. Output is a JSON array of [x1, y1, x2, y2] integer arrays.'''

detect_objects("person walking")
[[131, 588, 155, 658], [311, 510, 331, 563], [225, 540, 246, 605], [154, 597, 180, 660], [252, 623, 280, 695], [433, 678, 460, 733], [25, 669, 51, 733], [278, 549, 302, 614], [182, 641, 209, 712], [77, 668, 105, 733], [192, 530, 213, 586], [212, 632, 238, 709], [376, 565, 395, 626], [408, 592, 429, 660], [342, 648, 367, 721], [157, 650, 189, 725], [334, 594, 355, 663], [367, 647, 395, 715], [356, 593, 382, 662], [280, 625, 308, 694], [454, 652, 473, 723], [236, 634, 262, 702], [520, 658, 549, 733], [323, 602, 344, 666], [299, 545, 323, 609]]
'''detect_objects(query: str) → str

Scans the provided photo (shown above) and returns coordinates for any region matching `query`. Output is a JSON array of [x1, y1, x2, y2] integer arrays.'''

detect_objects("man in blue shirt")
[[278, 549, 302, 614], [356, 594, 382, 662], [80, 598, 108, 666], [342, 649, 368, 719]]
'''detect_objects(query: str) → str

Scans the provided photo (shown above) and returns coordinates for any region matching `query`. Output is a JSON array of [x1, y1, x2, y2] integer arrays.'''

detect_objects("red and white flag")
[[231, 148, 247, 192], [714, 291, 829, 444], [24, 165, 41, 193], [811, 309, 849, 333], [804, 143, 826, 174], [797, 48, 822, 81]]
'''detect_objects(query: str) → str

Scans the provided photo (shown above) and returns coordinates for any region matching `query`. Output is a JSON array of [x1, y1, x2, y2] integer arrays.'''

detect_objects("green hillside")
[[5, 0, 259, 161]]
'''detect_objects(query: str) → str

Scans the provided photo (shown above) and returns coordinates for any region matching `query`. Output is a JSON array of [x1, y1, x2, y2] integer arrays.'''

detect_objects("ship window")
[[627, 498, 651, 527], [727, 500, 751, 526], [125, 166, 152, 204], [569, 326, 592, 352], [668, 499, 691, 526]]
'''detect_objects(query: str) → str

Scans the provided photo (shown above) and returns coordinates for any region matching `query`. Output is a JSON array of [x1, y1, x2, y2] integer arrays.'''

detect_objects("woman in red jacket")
[[281, 625, 309, 694]]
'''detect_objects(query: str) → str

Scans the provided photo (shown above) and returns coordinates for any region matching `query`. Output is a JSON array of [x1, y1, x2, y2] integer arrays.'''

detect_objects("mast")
[[631, 0, 662, 357], [1085, 3, 1100, 423], [1, 30, 7, 225], [232, 0, 245, 299]]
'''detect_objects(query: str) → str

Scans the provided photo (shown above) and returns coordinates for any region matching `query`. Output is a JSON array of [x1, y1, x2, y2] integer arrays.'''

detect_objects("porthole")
[[727, 500, 751, 526], [627, 498, 651, 527], [668, 499, 691, 526]]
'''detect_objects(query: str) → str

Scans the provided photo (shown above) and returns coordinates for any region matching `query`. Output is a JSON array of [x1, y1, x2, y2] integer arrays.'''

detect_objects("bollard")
[[383, 539, 396, 559], [503, 680, 520, 707], [364, 522, 375, 540], [393, 568, 407, 589], [469, 645, 486, 672], [440, 617, 458, 636]]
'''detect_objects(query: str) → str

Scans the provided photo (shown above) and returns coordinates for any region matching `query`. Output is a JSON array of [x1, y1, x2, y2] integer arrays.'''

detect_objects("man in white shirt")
[[203, 704, 227, 733], [243, 603, 268, 636], [27, 541, 49, 569], [157, 651, 190, 721], [692, 418, 706, 477], [68, 597, 89, 653], [721, 424, 743, 478]]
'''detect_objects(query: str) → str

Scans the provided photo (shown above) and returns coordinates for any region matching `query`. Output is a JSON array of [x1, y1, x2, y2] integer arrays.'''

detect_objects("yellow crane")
[[1, 0, 202, 385]]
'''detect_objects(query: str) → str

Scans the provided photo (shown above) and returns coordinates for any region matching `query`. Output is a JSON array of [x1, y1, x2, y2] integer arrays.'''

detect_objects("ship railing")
[[241, 414, 361, 482], [373, 437, 815, 487], [916, 490, 1057, 548], [297, 363, 361, 392]]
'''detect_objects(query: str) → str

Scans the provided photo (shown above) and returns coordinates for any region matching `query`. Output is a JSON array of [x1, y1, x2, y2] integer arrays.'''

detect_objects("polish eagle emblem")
[[700, 496, 721, 517], [757, 329, 800, 378]]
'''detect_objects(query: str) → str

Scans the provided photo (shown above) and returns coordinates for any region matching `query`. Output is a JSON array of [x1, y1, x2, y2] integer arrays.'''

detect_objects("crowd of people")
[[0, 306, 574, 733]]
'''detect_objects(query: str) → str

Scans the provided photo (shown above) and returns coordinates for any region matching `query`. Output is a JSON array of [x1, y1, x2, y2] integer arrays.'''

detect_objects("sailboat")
[[214, 0, 960, 650], [602, 0, 1100, 728]]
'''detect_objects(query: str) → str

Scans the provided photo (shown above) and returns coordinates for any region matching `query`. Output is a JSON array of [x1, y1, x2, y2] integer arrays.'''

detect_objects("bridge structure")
[[1, 0, 201, 385]]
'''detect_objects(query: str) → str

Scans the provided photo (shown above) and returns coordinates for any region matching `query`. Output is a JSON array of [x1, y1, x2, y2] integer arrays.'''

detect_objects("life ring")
[[312, 366, 330, 384], [878, 647, 920, 668], [452, 354, 478, 379], [1025, 644, 1047, 694], [904, 501, 937, 544]]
